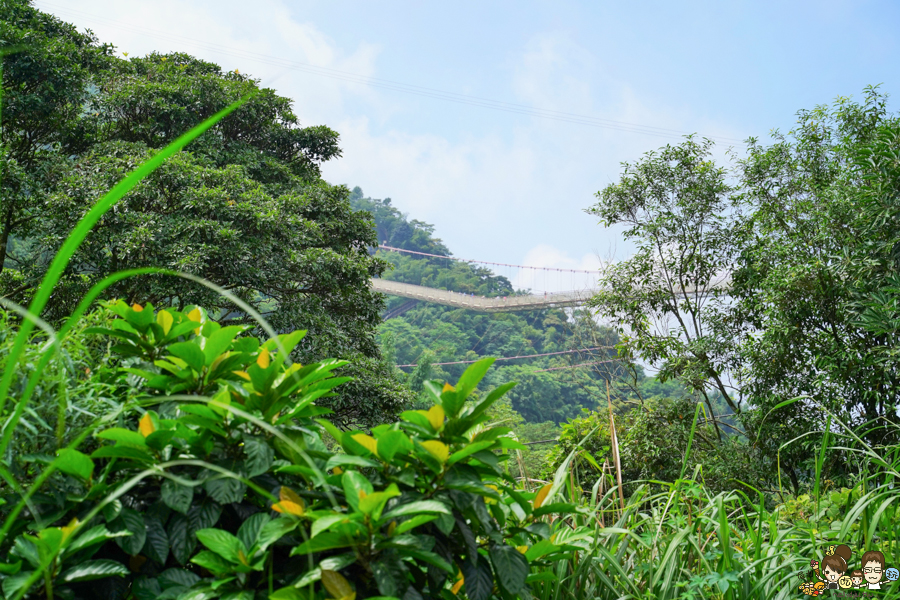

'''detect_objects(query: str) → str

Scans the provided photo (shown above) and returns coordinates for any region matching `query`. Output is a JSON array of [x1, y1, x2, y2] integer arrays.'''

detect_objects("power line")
[[533, 359, 622, 372], [36, 1, 747, 145], [378, 245, 598, 274], [395, 346, 615, 368]]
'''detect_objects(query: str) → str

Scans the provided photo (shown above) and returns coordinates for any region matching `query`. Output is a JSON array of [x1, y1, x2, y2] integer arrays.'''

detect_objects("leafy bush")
[[544, 397, 761, 496], [0, 302, 577, 600]]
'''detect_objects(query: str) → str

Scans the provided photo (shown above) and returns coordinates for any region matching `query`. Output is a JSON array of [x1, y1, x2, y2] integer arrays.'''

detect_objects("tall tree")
[[587, 136, 743, 438], [1, 3, 411, 426], [734, 87, 900, 440], [0, 0, 113, 283]]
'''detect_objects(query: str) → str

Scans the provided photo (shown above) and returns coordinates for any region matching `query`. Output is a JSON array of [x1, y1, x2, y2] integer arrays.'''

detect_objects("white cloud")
[[35, 0, 383, 121], [35, 2, 747, 270]]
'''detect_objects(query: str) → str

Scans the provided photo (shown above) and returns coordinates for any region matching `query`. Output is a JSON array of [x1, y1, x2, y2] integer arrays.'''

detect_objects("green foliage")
[[735, 87, 900, 443], [1, 3, 410, 427], [0, 305, 577, 599], [587, 88, 900, 492], [587, 135, 742, 427]]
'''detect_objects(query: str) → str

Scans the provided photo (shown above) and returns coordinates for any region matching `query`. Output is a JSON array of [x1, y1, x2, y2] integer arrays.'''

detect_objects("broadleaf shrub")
[[0, 303, 575, 599]]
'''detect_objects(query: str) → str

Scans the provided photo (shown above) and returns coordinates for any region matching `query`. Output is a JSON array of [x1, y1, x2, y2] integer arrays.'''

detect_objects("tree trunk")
[[0, 202, 13, 277]]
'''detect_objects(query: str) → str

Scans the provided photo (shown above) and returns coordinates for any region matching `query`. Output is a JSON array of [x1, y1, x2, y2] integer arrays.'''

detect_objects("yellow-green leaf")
[[257, 348, 270, 368], [351, 434, 378, 456], [421, 440, 449, 463], [442, 383, 455, 392], [61, 518, 80, 542], [321, 569, 354, 600], [156, 310, 174, 335], [426, 405, 445, 431]]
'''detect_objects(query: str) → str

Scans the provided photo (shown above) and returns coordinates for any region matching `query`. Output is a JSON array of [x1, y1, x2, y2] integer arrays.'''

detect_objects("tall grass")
[[532, 403, 900, 599]]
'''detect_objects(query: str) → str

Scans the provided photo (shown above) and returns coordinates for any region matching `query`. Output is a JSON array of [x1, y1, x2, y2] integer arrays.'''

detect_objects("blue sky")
[[35, 0, 900, 289]]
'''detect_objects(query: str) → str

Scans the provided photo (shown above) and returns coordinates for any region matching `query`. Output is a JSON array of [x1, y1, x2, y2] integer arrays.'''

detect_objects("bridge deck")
[[372, 279, 595, 313]]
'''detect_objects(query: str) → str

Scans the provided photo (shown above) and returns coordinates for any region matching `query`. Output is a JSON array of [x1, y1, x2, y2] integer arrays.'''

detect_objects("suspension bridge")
[[372, 245, 729, 317]]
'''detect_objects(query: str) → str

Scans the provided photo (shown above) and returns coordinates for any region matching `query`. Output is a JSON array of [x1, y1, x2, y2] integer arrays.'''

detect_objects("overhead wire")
[[396, 346, 615, 368], [36, 1, 747, 145]]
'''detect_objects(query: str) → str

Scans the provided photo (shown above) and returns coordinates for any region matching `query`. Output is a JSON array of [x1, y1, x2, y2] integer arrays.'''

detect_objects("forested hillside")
[[350, 188, 696, 421]]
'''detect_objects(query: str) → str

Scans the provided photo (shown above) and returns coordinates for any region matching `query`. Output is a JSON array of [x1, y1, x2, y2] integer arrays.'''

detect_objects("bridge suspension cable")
[[395, 346, 616, 368], [378, 245, 597, 273]]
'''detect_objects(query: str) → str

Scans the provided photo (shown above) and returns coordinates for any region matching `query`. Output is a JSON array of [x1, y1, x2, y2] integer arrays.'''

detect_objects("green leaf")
[[96, 428, 148, 447], [393, 514, 438, 535], [168, 342, 206, 372], [59, 559, 129, 583], [65, 525, 130, 558], [244, 436, 274, 477], [399, 411, 432, 429], [310, 514, 348, 539], [203, 326, 245, 366], [469, 382, 517, 420], [375, 430, 412, 462], [143, 516, 170, 564], [188, 500, 222, 533], [270, 587, 306, 600], [381, 500, 451, 521], [257, 518, 299, 552], [456, 357, 496, 399], [190, 550, 233, 575], [358, 484, 400, 521], [237, 512, 270, 553], [112, 508, 147, 556], [489, 545, 528, 594], [524, 539, 559, 561], [91, 445, 155, 462], [168, 513, 195, 565], [161, 479, 194, 514], [205, 476, 246, 504], [195, 529, 245, 563], [159, 568, 201, 590], [342, 470, 373, 513], [133, 577, 162, 600], [1, 571, 34, 599], [0, 560, 21, 576], [371, 560, 399, 596], [53, 448, 94, 481], [447, 441, 496, 465], [462, 559, 494, 600], [289, 531, 354, 555], [324, 454, 380, 470], [403, 549, 454, 574], [532, 502, 577, 517]]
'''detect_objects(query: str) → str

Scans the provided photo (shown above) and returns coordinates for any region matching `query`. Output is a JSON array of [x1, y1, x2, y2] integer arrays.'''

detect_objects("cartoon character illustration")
[[861, 549, 886, 590], [798, 581, 825, 596], [887, 567, 900, 582], [817, 544, 852, 590], [851, 569, 864, 588]]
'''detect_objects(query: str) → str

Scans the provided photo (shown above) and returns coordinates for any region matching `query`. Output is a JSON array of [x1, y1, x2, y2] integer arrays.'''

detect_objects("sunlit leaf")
[[351, 433, 378, 456], [421, 440, 449, 463], [533, 484, 552, 509], [157, 310, 174, 335], [139, 413, 155, 437]]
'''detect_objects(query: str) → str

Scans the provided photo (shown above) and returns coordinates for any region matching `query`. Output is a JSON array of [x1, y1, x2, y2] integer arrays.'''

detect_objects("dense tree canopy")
[[1, 1, 410, 426], [591, 88, 900, 491]]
